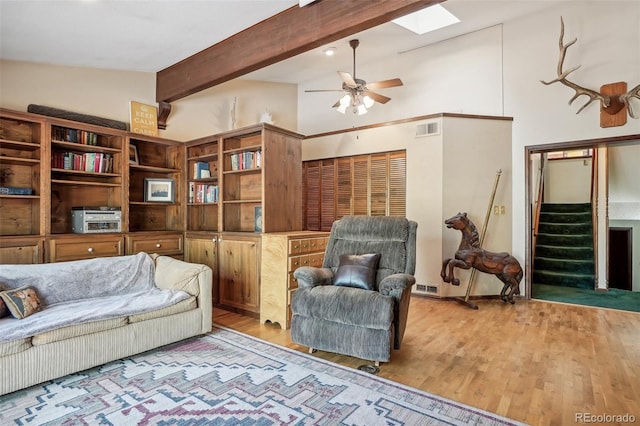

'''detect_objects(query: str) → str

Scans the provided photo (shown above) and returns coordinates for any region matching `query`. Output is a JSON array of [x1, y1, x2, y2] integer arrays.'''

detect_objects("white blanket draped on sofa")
[[0, 252, 190, 342]]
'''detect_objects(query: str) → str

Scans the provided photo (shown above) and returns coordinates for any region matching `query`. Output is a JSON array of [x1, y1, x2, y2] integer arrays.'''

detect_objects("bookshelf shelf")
[[0, 139, 40, 151], [51, 140, 121, 154], [51, 179, 121, 187], [222, 144, 261, 155], [0, 194, 39, 199], [51, 168, 120, 177], [130, 164, 178, 173], [0, 156, 40, 166]]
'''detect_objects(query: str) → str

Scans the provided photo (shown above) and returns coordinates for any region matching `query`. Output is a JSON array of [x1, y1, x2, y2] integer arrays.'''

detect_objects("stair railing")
[[590, 148, 599, 287], [532, 155, 546, 258]]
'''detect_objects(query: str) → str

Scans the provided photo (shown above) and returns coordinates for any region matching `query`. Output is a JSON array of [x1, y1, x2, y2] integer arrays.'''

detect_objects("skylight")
[[392, 4, 460, 35]]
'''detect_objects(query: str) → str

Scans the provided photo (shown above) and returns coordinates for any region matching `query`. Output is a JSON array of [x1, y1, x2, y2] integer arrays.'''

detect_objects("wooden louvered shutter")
[[336, 157, 353, 218], [320, 160, 335, 231], [304, 161, 321, 230], [302, 150, 406, 227], [352, 156, 369, 215], [370, 154, 388, 216], [389, 151, 406, 216]]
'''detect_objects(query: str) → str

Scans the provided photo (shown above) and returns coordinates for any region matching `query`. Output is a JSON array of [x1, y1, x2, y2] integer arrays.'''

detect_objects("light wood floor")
[[214, 297, 640, 426]]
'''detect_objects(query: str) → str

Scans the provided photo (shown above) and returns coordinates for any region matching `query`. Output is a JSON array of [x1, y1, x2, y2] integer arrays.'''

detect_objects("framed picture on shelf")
[[144, 178, 175, 203], [129, 145, 139, 165]]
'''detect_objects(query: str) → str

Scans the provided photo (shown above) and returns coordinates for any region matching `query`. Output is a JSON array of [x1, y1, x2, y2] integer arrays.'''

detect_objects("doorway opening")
[[525, 134, 640, 312]]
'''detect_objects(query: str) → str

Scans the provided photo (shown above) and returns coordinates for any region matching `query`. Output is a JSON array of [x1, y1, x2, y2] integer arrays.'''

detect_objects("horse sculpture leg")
[[446, 258, 472, 286], [441, 259, 453, 283], [496, 265, 523, 304]]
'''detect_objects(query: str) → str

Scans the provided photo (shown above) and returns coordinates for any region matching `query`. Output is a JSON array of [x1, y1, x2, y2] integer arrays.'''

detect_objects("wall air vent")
[[415, 121, 439, 138], [416, 284, 427, 291]]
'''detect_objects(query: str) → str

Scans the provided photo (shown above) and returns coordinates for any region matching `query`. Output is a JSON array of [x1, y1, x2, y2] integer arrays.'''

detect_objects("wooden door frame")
[[524, 134, 640, 299]]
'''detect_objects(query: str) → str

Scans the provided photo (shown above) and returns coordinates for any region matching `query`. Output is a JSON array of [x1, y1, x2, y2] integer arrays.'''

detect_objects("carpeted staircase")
[[533, 203, 595, 289]]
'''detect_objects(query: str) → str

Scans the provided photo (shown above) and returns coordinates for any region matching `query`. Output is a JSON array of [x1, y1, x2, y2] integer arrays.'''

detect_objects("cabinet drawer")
[[49, 236, 124, 262], [0, 241, 43, 264], [288, 239, 302, 255], [127, 234, 183, 255], [308, 253, 324, 268], [288, 272, 298, 290]]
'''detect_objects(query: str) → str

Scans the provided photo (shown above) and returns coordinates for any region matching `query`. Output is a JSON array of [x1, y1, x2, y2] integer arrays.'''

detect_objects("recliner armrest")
[[379, 273, 416, 297], [293, 266, 334, 289]]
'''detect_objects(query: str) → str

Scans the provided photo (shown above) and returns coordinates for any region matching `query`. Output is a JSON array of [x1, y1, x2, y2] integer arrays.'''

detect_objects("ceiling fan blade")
[[305, 89, 344, 92], [338, 71, 357, 88], [366, 91, 391, 104], [332, 99, 342, 108], [366, 78, 403, 90]]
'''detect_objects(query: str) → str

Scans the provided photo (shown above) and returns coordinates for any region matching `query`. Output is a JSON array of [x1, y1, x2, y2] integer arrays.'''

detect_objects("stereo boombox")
[[71, 206, 122, 233]]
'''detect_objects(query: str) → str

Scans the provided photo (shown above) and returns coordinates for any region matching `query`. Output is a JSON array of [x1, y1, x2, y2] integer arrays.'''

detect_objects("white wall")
[[0, 60, 298, 141], [544, 158, 592, 203]]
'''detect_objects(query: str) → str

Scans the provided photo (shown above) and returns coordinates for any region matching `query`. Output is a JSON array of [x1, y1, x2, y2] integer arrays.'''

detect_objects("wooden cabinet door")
[[0, 238, 43, 264], [217, 235, 260, 314], [185, 236, 219, 304]]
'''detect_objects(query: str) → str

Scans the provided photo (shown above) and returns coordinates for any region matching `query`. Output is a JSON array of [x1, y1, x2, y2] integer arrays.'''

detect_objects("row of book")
[[188, 182, 218, 204], [52, 151, 114, 173], [193, 161, 214, 179], [0, 186, 33, 195], [52, 126, 100, 146], [229, 150, 261, 171]]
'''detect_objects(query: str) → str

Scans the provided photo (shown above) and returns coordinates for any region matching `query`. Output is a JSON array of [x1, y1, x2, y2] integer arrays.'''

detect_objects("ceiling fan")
[[305, 39, 403, 115]]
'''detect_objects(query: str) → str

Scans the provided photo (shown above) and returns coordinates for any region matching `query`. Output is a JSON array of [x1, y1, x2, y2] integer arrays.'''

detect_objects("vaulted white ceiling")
[[0, 0, 560, 86]]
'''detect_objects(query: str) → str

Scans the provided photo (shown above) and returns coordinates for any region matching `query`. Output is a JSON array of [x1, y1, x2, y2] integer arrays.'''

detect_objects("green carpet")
[[533, 283, 640, 313]]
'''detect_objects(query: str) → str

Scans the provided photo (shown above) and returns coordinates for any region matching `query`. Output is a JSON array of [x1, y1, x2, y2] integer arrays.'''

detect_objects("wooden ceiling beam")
[[156, 0, 443, 103]]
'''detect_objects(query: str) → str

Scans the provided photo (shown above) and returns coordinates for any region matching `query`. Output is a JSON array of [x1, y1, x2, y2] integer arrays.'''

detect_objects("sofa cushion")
[[128, 296, 196, 324], [153, 255, 206, 297], [0, 289, 189, 343], [32, 317, 128, 345], [333, 253, 380, 290], [0, 337, 31, 356], [0, 283, 8, 318], [0, 286, 43, 319]]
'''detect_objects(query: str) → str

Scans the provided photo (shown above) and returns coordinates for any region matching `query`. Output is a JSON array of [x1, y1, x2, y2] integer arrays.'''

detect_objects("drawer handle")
[[87, 247, 94, 253], [155, 243, 162, 248]]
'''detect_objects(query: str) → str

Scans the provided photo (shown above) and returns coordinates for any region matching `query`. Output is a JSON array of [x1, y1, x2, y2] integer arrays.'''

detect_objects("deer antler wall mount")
[[541, 17, 640, 128]]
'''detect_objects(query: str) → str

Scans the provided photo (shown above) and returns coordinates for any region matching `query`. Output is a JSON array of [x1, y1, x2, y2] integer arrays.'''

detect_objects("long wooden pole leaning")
[[455, 169, 502, 310]]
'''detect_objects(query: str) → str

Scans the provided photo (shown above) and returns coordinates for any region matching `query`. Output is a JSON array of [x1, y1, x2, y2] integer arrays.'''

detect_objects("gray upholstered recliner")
[[291, 215, 418, 363]]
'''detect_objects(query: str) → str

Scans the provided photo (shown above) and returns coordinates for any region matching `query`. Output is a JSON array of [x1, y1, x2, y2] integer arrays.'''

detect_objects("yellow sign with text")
[[130, 101, 158, 137]]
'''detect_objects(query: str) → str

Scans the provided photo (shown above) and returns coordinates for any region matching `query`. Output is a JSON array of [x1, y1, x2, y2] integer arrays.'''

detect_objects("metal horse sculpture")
[[440, 212, 523, 303]]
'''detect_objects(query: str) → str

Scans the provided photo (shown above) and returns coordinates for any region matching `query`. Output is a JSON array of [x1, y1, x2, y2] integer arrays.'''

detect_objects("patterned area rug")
[[1, 327, 523, 425]]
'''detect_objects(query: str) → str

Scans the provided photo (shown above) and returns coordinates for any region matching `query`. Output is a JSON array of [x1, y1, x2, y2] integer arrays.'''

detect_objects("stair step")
[[536, 234, 593, 247], [540, 202, 592, 213], [533, 270, 594, 289], [539, 211, 592, 223], [537, 222, 592, 235], [535, 244, 593, 259], [534, 256, 595, 274]]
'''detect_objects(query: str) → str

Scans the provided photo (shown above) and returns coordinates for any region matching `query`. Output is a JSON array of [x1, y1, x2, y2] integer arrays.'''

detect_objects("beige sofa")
[[0, 253, 212, 396]]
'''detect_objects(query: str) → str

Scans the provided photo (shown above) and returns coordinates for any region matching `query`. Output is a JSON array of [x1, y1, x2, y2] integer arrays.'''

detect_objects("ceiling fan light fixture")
[[336, 94, 351, 114], [363, 95, 374, 108], [357, 104, 368, 115]]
